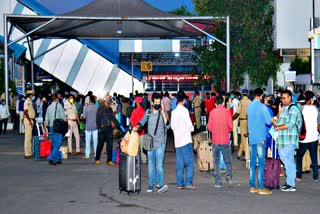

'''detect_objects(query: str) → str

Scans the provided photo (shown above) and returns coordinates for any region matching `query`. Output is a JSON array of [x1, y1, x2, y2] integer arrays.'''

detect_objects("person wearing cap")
[[95, 96, 118, 165], [23, 90, 35, 159], [130, 96, 147, 163], [233, 89, 251, 161], [65, 95, 82, 155]]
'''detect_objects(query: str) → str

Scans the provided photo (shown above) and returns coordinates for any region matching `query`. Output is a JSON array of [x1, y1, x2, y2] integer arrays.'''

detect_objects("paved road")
[[0, 130, 319, 214]]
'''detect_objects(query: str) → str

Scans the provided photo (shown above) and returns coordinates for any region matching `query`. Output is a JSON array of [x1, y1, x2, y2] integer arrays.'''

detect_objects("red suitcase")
[[40, 138, 52, 158]]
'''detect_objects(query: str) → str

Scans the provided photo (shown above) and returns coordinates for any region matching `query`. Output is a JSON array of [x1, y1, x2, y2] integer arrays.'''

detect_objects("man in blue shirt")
[[247, 88, 272, 195]]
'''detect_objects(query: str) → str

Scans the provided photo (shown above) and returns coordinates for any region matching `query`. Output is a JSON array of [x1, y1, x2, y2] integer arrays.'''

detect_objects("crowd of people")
[[1, 87, 319, 195]]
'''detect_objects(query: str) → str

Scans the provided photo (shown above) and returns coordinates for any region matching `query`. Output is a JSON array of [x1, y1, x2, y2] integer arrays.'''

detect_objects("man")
[[296, 91, 319, 181], [16, 95, 25, 134], [65, 95, 82, 155], [162, 91, 171, 117], [130, 96, 147, 163], [83, 95, 98, 159], [95, 96, 117, 165], [170, 93, 177, 111], [171, 91, 195, 190], [230, 91, 240, 151], [44, 93, 67, 165], [0, 100, 10, 134], [23, 90, 35, 159], [247, 88, 272, 195], [234, 89, 252, 160], [274, 90, 303, 192], [207, 95, 233, 188], [193, 91, 202, 131], [204, 92, 215, 119]]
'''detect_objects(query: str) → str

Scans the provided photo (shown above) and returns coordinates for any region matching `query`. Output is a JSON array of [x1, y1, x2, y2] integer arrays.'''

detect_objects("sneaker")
[[157, 185, 168, 193], [296, 177, 302, 181], [249, 188, 258, 193], [225, 176, 232, 184], [95, 160, 101, 165], [147, 185, 154, 193], [106, 161, 115, 166], [214, 181, 222, 188], [220, 168, 226, 173], [82, 156, 90, 159], [281, 184, 296, 192], [281, 183, 287, 189], [257, 188, 272, 195]]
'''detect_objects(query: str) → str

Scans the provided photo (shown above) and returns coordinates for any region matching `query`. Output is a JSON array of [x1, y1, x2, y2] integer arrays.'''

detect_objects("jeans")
[[85, 130, 98, 158], [296, 141, 318, 180], [220, 151, 226, 169], [249, 141, 266, 190], [278, 144, 296, 187], [0, 118, 8, 134], [95, 127, 113, 162], [176, 143, 194, 187], [148, 143, 166, 186], [212, 144, 232, 183], [48, 131, 63, 162]]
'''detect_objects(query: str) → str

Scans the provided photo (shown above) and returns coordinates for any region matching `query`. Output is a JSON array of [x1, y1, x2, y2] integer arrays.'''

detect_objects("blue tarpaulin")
[[0, 35, 27, 59]]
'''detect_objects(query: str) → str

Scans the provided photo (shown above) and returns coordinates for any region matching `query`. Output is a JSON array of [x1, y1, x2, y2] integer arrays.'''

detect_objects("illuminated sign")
[[146, 75, 212, 81]]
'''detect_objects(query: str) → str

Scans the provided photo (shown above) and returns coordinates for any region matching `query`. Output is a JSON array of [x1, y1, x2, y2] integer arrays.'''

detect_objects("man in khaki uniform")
[[193, 91, 202, 130], [24, 90, 35, 159], [233, 89, 252, 160], [65, 95, 82, 155]]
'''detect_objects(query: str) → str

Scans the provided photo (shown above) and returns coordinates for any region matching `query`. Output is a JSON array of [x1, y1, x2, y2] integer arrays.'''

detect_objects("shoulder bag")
[[52, 103, 68, 135]]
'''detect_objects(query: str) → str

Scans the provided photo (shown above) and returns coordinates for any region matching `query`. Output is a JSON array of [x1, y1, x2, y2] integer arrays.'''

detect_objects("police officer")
[[65, 95, 82, 155], [24, 90, 35, 159], [193, 91, 202, 131], [233, 89, 252, 160], [95, 96, 117, 165]]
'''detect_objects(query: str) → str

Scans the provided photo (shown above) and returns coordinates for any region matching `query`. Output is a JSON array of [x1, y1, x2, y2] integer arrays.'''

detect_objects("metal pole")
[[131, 53, 134, 94], [226, 16, 230, 92], [200, 38, 204, 99], [30, 39, 34, 91], [4, 14, 10, 106]]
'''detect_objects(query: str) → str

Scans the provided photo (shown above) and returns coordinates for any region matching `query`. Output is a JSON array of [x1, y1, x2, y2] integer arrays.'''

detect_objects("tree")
[[169, 5, 194, 16], [193, 0, 281, 89], [289, 57, 311, 75]]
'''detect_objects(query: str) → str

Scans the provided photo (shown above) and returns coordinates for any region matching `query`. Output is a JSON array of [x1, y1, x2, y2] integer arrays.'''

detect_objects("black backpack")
[[288, 104, 306, 141]]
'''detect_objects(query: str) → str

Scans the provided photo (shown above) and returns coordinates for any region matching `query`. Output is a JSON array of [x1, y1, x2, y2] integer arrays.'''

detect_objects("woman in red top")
[[130, 96, 147, 163]]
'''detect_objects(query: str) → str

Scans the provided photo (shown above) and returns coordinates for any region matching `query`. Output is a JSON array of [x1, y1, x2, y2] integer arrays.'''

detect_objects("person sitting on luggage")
[[171, 90, 195, 190], [207, 95, 233, 188], [44, 93, 67, 165], [133, 92, 170, 193], [247, 88, 272, 195]]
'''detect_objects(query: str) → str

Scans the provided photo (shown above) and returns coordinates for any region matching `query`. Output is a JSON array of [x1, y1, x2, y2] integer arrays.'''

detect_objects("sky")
[[26, 0, 195, 14]]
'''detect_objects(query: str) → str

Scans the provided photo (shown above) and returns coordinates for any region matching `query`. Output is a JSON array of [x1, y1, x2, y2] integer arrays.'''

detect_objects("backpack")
[[288, 104, 306, 141]]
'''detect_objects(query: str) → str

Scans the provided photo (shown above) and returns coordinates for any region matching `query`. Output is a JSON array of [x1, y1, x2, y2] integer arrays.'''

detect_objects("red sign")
[[146, 75, 212, 81]]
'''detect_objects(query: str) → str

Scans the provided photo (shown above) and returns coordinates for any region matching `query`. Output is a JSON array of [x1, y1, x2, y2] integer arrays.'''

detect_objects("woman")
[[133, 92, 170, 193]]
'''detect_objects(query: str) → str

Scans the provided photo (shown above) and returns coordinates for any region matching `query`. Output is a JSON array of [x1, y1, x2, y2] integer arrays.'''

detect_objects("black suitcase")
[[119, 152, 141, 194]]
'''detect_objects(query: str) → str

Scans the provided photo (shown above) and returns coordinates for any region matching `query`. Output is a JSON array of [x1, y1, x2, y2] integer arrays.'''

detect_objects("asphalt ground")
[[0, 130, 319, 214]]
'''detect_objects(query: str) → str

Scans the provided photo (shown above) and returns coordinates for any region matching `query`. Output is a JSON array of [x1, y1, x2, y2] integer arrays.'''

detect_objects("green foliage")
[[193, 0, 281, 89], [289, 57, 311, 75], [169, 5, 194, 16]]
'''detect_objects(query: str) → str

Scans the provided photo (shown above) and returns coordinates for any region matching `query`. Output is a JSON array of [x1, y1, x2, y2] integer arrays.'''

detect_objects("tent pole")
[[181, 19, 226, 47], [8, 18, 56, 47], [131, 53, 134, 94], [226, 16, 230, 92], [4, 14, 9, 106]]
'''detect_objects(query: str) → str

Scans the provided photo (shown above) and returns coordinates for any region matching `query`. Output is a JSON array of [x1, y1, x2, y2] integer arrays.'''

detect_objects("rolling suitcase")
[[119, 152, 141, 194], [196, 131, 213, 172], [264, 139, 280, 189]]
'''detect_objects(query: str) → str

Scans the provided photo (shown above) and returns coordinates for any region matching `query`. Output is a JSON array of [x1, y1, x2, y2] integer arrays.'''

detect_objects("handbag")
[[52, 103, 68, 135], [143, 110, 161, 151]]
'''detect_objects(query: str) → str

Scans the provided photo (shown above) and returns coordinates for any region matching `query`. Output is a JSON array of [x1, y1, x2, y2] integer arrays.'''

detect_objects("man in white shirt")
[[171, 91, 195, 190], [296, 91, 319, 181]]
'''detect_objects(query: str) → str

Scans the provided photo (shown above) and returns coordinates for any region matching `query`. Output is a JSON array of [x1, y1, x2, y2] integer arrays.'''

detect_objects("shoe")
[[214, 181, 222, 188], [107, 161, 115, 166], [281, 184, 296, 192], [56, 161, 62, 165], [69, 152, 76, 156], [95, 160, 101, 165], [314, 179, 319, 182], [24, 155, 33, 159], [76, 151, 84, 155], [185, 185, 196, 190], [234, 146, 239, 151], [147, 185, 154, 193], [177, 186, 185, 190], [48, 160, 56, 166], [296, 177, 302, 181], [225, 176, 232, 184], [157, 185, 168, 193], [249, 188, 258, 193], [281, 183, 287, 189], [257, 188, 272, 195], [220, 168, 226, 173], [82, 156, 90, 159]]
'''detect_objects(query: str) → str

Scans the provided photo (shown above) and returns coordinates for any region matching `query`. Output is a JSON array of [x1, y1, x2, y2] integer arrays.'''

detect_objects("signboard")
[[145, 75, 212, 81], [285, 71, 296, 82], [141, 61, 153, 72]]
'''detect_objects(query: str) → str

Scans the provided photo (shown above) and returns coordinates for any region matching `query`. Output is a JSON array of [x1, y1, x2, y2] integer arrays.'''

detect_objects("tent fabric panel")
[[51, 40, 82, 82]]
